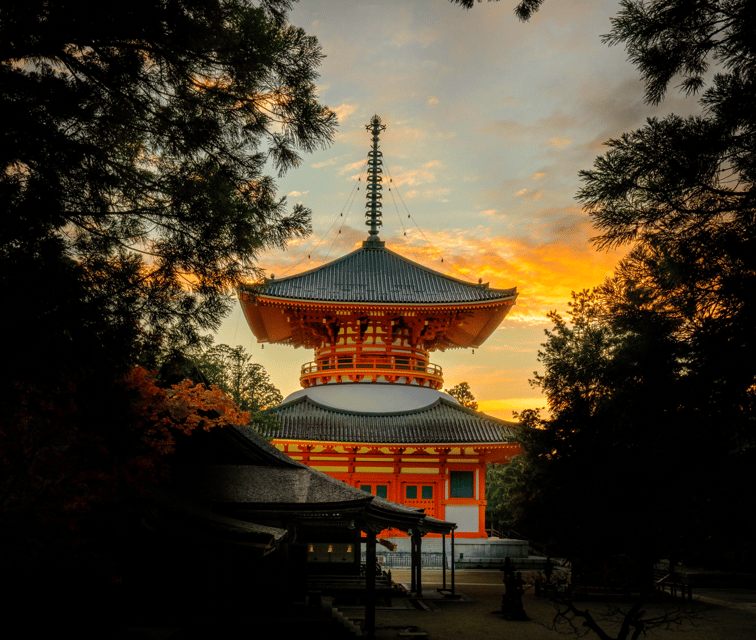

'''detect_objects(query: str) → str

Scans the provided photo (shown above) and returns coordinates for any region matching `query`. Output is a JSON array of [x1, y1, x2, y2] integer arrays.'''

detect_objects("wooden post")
[[451, 529, 456, 596], [442, 533, 447, 590], [366, 530, 377, 639], [416, 531, 423, 597], [410, 530, 417, 593], [410, 530, 424, 596]]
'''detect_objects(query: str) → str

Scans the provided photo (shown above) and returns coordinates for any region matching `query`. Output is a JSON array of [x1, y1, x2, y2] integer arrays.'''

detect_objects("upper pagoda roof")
[[246, 244, 517, 306], [269, 394, 517, 445]]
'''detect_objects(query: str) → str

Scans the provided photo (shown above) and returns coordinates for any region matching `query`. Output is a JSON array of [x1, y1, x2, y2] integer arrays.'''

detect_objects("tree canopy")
[[1, 0, 335, 346], [500, 291, 693, 559], [194, 343, 283, 432], [445, 381, 479, 410], [0, 0, 332, 583], [500, 1, 756, 568], [577, 1, 756, 461]]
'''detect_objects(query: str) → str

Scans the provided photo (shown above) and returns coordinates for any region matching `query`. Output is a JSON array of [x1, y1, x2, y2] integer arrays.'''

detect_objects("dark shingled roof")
[[254, 245, 517, 304], [156, 424, 456, 536], [270, 395, 516, 444]]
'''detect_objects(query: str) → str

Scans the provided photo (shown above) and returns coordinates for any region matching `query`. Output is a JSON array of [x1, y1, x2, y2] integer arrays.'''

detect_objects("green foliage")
[[445, 381, 479, 410], [1, 0, 335, 345], [507, 282, 756, 565], [0, 0, 330, 583], [504, 290, 692, 558], [494, 0, 756, 569], [194, 343, 283, 433], [448, 0, 543, 21], [579, 0, 756, 482], [485, 455, 527, 535], [534, 290, 620, 419]]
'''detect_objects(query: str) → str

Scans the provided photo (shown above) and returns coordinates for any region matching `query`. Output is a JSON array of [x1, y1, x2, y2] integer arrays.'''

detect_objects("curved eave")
[[268, 395, 519, 446], [245, 292, 517, 311], [275, 393, 512, 420], [239, 290, 517, 349], [238, 284, 518, 309], [273, 438, 519, 449]]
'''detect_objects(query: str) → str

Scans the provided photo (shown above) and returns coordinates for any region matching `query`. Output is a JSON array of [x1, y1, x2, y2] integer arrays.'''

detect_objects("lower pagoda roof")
[[269, 395, 517, 445]]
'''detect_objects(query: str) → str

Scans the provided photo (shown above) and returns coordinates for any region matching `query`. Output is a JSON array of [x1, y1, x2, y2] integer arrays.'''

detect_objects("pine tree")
[[1, 0, 336, 345]]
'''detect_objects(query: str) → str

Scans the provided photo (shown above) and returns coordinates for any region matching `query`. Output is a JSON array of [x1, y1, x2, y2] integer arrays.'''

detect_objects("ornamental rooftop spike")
[[363, 114, 386, 248]]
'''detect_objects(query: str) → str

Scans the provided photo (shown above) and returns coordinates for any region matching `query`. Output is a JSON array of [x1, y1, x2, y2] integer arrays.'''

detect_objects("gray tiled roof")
[[153, 422, 456, 538], [174, 465, 374, 505], [269, 395, 516, 444], [253, 245, 516, 304]]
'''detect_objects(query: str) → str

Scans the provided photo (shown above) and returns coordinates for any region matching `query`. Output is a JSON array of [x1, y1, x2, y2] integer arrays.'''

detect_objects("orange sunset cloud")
[[382, 219, 622, 324]]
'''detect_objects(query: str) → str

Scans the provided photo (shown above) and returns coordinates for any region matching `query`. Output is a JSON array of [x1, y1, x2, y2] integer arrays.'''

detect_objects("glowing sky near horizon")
[[216, 0, 701, 419]]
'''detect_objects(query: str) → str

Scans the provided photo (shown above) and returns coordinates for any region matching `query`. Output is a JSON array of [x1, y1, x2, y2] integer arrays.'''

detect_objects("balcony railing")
[[301, 355, 443, 385]]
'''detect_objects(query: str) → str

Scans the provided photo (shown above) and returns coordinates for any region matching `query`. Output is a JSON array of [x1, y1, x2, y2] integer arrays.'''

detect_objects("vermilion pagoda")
[[239, 116, 520, 538]]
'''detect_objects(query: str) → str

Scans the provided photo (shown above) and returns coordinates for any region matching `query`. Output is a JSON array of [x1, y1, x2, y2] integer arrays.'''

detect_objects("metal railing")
[[363, 551, 447, 568]]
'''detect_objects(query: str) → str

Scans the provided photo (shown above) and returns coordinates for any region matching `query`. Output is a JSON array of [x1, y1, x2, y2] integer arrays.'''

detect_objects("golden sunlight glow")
[[478, 398, 546, 416], [253, 217, 622, 327]]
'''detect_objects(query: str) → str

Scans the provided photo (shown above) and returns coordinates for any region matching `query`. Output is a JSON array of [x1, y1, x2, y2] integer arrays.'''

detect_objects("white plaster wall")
[[445, 505, 479, 533]]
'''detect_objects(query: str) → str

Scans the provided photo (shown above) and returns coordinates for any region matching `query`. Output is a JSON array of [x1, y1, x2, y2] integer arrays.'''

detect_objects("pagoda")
[[239, 115, 520, 538]]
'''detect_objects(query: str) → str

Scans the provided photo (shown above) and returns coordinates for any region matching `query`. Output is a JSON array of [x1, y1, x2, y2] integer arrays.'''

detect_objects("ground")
[[358, 569, 756, 639], [109, 568, 756, 638]]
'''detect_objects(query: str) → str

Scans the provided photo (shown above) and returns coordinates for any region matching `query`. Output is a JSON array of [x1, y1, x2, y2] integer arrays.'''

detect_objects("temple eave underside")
[[240, 295, 516, 351]]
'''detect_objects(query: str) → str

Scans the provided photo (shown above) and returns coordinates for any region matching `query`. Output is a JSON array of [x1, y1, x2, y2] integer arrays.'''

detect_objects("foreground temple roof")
[[270, 394, 516, 445], [153, 424, 456, 543], [245, 244, 517, 305]]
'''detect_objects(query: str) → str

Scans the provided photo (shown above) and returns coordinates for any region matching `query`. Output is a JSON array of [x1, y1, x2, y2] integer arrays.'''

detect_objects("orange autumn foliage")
[[125, 366, 251, 459], [0, 366, 250, 531]]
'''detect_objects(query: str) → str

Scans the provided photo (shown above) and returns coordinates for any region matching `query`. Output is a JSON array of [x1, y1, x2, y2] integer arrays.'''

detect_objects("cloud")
[[549, 137, 573, 148], [483, 344, 536, 354], [254, 225, 367, 278], [532, 172, 546, 179], [436, 131, 456, 139], [428, 96, 439, 105], [311, 158, 338, 169], [333, 103, 358, 122], [483, 120, 520, 137], [423, 160, 441, 168], [478, 398, 548, 420], [388, 168, 436, 187], [515, 188, 541, 200], [339, 160, 366, 175], [480, 209, 498, 216], [389, 23, 440, 48], [288, 190, 309, 197], [402, 188, 450, 201]]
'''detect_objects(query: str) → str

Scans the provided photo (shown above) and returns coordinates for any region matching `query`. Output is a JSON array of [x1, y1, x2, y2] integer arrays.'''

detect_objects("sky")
[[216, 0, 700, 420]]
